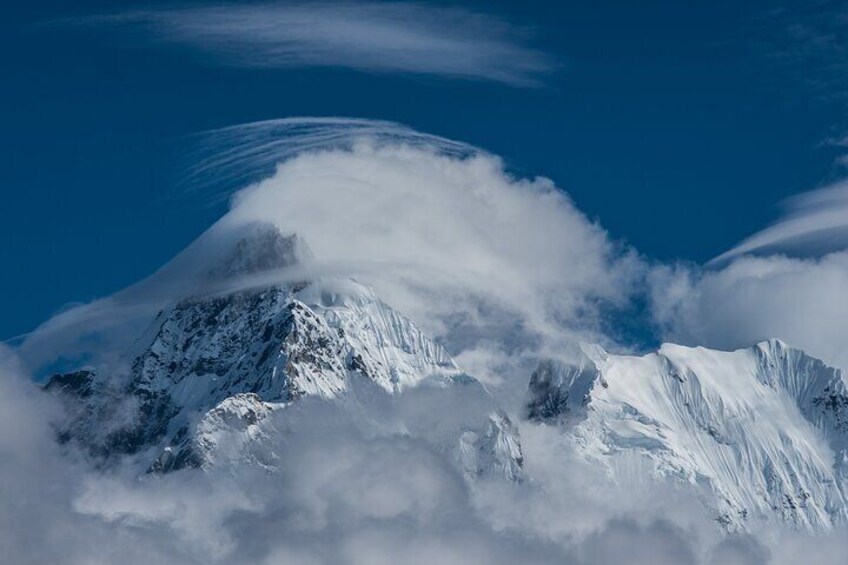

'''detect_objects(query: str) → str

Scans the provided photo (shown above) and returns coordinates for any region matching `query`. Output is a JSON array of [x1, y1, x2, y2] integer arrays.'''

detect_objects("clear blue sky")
[[2, 0, 845, 340]]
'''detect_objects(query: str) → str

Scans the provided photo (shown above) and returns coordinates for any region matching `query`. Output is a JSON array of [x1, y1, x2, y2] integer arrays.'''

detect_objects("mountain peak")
[[46, 269, 522, 482], [207, 222, 311, 282]]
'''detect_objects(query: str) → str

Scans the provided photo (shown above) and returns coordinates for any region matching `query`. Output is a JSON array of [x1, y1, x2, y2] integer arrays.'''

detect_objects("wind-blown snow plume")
[[60, 2, 554, 86]]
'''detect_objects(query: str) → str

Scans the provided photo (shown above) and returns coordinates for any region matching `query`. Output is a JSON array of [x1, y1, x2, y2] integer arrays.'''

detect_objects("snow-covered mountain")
[[46, 223, 523, 481], [41, 222, 848, 533], [526, 340, 848, 531]]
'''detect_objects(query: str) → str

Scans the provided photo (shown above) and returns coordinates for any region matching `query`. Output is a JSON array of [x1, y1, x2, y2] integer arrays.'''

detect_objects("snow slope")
[[526, 339, 848, 530]]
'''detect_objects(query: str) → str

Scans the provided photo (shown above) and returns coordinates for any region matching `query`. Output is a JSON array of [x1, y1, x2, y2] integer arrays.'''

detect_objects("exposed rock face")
[[526, 340, 848, 531], [526, 355, 603, 424]]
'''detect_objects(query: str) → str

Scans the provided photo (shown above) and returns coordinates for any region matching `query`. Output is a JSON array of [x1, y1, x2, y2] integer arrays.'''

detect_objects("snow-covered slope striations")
[[526, 340, 848, 530]]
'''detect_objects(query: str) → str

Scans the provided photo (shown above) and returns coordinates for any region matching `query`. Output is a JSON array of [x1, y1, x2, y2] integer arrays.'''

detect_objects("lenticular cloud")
[[712, 179, 848, 264]]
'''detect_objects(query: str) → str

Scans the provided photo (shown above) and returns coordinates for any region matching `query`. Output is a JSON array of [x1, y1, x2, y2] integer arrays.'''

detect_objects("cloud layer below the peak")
[[5, 344, 843, 565], [61, 2, 554, 86]]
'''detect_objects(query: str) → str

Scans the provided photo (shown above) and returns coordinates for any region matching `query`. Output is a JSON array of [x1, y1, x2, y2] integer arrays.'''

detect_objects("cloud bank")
[[7, 343, 842, 565], [652, 251, 848, 371], [66, 2, 554, 86], [712, 180, 848, 263]]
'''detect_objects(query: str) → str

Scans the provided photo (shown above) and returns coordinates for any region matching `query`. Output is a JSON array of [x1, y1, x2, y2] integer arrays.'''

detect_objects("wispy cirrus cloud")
[[63, 2, 555, 86]]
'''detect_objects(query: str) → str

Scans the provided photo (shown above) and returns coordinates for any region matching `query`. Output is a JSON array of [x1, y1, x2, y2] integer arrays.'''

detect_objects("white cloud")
[[220, 135, 641, 359], [11, 117, 848, 563], [20, 118, 642, 386], [653, 176, 848, 371], [67, 2, 554, 86], [651, 252, 848, 371]]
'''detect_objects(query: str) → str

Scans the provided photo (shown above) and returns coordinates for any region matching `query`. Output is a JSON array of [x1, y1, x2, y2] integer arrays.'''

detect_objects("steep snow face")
[[46, 225, 522, 480], [295, 279, 459, 391], [526, 340, 848, 531]]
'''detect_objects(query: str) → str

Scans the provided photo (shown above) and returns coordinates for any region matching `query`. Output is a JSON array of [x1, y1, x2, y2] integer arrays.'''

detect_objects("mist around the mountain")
[[6, 344, 848, 565], [5, 346, 848, 565], [7, 119, 848, 563]]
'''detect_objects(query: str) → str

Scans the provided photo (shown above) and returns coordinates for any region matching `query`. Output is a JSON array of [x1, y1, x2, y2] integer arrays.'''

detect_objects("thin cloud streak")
[[665, 179, 848, 372], [66, 2, 555, 86], [711, 180, 848, 264]]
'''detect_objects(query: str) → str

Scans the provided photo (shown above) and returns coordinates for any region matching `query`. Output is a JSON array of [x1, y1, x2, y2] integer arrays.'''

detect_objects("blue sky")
[[2, 0, 847, 341]]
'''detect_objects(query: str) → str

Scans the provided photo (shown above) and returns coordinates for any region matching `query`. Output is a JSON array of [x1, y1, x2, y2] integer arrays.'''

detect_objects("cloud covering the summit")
[[20, 118, 643, 385], [218, 129, 643, 367]]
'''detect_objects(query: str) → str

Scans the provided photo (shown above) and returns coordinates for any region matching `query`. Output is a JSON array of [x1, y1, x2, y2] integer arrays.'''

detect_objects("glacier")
[[526, 339, 848, 531]]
